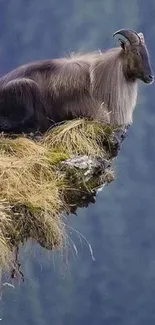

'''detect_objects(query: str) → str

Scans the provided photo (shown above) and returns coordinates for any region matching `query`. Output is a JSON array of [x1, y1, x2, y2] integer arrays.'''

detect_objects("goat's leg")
[[0, 78, 46, 134], [110, 124, 130, 157], [113, 124, 130, 142]]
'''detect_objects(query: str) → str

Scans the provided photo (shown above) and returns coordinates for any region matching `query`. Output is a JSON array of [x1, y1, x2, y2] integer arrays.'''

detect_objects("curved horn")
[[113, 29, 140, 45]]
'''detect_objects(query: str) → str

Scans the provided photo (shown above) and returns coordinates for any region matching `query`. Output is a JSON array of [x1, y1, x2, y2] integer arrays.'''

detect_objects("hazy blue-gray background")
[[1, 1, 155, 324]]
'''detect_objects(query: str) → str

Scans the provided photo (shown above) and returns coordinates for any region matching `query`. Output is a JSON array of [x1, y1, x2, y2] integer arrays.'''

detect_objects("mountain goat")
[[0, 28, 153, 133]]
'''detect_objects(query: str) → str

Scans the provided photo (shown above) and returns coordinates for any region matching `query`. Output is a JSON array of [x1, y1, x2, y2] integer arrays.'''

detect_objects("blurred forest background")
[[0, 1, 155, 324]]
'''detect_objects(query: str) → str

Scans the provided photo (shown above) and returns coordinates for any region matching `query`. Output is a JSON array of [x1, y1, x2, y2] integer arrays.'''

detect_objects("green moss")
[[45, 149, 69, 165]]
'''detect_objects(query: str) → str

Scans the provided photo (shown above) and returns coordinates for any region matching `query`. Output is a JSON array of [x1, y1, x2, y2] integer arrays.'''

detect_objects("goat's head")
[[113, 29, 154, 84]]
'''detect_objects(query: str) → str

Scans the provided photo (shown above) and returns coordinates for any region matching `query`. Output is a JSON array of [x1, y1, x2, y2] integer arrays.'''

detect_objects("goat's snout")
[[146, 74, 154, 83], [148, 74, 154, 82], [144, 74, 154, 84]]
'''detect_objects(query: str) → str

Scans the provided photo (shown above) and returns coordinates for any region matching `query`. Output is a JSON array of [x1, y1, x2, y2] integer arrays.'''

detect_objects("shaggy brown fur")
[[0, 29, 153, 133]]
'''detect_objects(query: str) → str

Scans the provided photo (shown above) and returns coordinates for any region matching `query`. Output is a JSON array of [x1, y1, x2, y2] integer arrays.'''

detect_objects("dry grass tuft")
[[0, 201, 14, 270], [44, 119, 112, 156], [0, 119, 115, 273]]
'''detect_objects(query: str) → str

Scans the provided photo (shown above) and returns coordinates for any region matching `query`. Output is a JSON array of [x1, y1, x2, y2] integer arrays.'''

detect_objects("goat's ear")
[[119, 39, 127, 52], [138, 32, 145, 44]]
